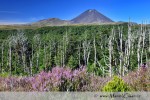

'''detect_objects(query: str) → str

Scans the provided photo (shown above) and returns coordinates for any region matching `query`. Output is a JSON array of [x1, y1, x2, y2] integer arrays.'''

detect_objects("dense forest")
[[0, 23, 150, 91], [0, 23, 149, 76]]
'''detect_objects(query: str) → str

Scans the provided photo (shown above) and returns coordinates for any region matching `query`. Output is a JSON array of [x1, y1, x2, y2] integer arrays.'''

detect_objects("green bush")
[[87, 63, 102, 76], [67, 55, 78, 69], [0, 72, 9, 77], [102, 76, 131, 92]]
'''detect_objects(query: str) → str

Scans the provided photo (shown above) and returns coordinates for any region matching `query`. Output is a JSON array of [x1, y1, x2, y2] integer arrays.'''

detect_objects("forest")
[[0, 23, 150, 91]]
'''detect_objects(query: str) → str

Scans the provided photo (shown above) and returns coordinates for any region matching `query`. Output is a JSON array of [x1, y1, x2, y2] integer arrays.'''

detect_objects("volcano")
[[71, 9, 113, 24]]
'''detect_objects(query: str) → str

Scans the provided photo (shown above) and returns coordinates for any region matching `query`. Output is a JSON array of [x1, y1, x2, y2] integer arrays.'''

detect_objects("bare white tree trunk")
[[123, 41, 128, 76], [119, 27, 123, 76], [49, 41, 52, 67], [108, 29, 114, 77], [59, 42, 63, 67], [22, 45, 26, 73], [62, 37, 65, 67], [109, 39, 112, 77], [137, 26, 142, 71], [36, 41, 40, 71], [127, 24, 131, 67], [149, 29, 150, 52], [14, 51, 17, 74], [83, 42, 86, 65], [62, 30, 68, 67], [9, 42, 12, 75], [43, 43, 47, 70], [93, 35, 97, 69], [141, 24, 146, 65], [87, 47, 91, 66], [83, 41, 91, 66], [1, 43, 4, 73], [58, 42, 62, 67], [30, 44, 33, 76], [78, 44, 81, 66]]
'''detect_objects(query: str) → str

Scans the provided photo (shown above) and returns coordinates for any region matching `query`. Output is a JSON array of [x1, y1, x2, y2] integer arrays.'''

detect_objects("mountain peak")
[[87, 9, 97, 12], [71, 9, 113, 24]]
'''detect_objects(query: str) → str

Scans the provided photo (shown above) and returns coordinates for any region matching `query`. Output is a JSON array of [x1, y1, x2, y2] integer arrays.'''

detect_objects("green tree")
[[67, 55, 78, 69]]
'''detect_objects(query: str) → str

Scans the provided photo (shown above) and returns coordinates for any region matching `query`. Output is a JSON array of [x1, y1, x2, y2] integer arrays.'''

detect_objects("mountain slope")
[[32, 18, 69, 26], [32, 9, 114, 26], [71, 9, 113, 24]]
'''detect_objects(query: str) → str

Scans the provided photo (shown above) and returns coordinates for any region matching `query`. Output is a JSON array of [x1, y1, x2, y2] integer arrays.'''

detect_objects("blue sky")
[[0, 0, 150, 24]]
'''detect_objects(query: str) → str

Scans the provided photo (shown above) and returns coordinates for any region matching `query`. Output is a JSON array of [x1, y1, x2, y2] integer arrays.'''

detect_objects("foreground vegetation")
[[0, 23, 149, 91], [0, 66, 149, 91]]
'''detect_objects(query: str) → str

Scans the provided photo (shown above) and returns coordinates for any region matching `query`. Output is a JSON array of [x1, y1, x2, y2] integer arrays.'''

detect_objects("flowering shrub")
[[1, 76, 32, 91], [82, 75, 111, 91], [123, 67, 150, 91], [1, 66, 150, 92], [0, 66, 90, 91]]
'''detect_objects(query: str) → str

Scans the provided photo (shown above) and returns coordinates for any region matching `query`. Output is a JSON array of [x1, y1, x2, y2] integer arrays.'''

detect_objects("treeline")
[[0, 24, 149, 77]]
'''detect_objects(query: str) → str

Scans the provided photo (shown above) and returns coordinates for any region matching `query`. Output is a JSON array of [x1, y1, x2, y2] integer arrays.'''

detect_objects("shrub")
[[67, 55, 78, 69], [0, 66, 91, 92], [123, 67, 150, 91], [0, 72, 9, 77], [102, 76, 131, 92], [87, 63, 103, 76], [28, 66, 90, 91], [83, 76, 111, 91]]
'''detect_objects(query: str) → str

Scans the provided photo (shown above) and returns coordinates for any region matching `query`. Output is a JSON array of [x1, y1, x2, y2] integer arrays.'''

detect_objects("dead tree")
[[62, 30, 69, 67], [43, 43, 47, 70], [9, 42, 12, 75], [141, 23, 146, 65], [137, 25, 142, 71], [119, 27, 123, 76], [93, 35, 97, 69], [83, 40, 91, 66], [127, 23, 132, 71], [33, 34, 41, 72], [48, 41, 52, 68], [29, 44, 34, 76], [149, 29, 150, 52], [1, 43, 4, 73], [108, 28, 114, 77], [37, 41, 41, 71], [78, 43, 81, 66]]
